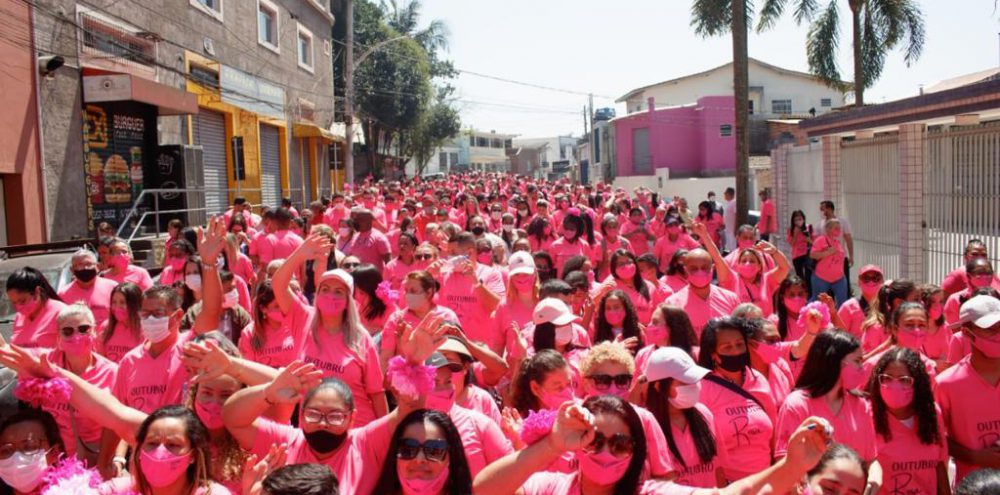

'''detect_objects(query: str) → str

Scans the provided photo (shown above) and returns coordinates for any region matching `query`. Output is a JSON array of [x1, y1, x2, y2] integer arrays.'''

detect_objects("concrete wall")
[[613, 171, 739, 207], [624, 60, 844, 118]]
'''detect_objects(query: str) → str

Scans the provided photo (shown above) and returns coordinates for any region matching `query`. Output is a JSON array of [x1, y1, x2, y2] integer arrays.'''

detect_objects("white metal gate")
[[924, 122, 1000, 283], [841, 137, 901, 279], [785, 143, 824, 227], [259, 125, 282, 208], [193, 110, 228, 215]]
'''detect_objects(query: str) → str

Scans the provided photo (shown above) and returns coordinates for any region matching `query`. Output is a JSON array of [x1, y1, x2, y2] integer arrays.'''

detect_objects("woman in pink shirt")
[[608, 250, 658, 325], [786, 210, 814, 281], [526, 217, 556, 254], [351, 265, 391, 337], [272, 236, 389, 426], [661, 250, 691, 294], [223, 234, 256, 291], [775, 330, 884, 492], [384, 232, 418, 291], [97, 282, 144, 363], [862, 303, 939, 381], [643, 346, 727, 488], [919, 284, 952, 371], [867, 348, 950, 495], [436, 336, 508, 424], [101, 238, 154, 291], [654, 218, 700, 273], [510, 350, 578, 417], [239, 282, 301, 369], [7, 267, 66, 349], [634, 305, 699, 383], [380, 271, 459, 371], [371, 409, 474, 495], [493, 251, 540, 362], [772, 276, 812, 342], [725, 242, 789, 317], [160, 239, 195, 287], [695, 201, 725, 247], [596, 215, 633, 280], [0, 408, 66, 494], [593, 290, 644, 356], [637, 254, 675, 304], [745, 318, 797, 407], [860, 279, 921, 354], [838, 265, 885, 340], [809, 219, 849, 305], [549, 214, 592, 277]]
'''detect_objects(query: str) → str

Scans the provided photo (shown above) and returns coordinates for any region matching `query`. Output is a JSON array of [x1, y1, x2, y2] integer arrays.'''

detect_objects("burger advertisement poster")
[[83, 102, 156, 234]]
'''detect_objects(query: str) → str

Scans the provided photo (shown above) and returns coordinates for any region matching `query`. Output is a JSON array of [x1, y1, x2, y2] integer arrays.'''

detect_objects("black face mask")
[[471, 226, 485, 236], [74, 268, 98, 283], [717, 352, 749, 372], [304, 429, 347, 454]]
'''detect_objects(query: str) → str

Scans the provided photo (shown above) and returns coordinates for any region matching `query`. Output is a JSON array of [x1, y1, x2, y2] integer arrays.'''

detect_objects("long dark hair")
[[527, 217, 553, 242], [531, 321, 584, 354], [372, 409, 472, 495], [867, 347, 941, 446], [594, 290, 643, 352], [103, 281, 143, 345], [653, 305, 698, 356], [666, 249, 689, 277], [133, 406, 211, 495], [773, 276, 810, 340], [561, 255, 591, 281], [610, 250, 650, 301], [562, 213, 587, 244], [787, 210, 809, 237], [351, 264, 388, 321], [646, 377, 717, 467], [795, 330, 861, 397], [6, 266, 61, 303], [582, 395, 647, 495], [697, 317, 751, 371], [511, 350, 567, 416]]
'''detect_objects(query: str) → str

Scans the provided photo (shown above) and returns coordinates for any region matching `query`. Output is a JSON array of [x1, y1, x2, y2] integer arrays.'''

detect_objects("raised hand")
[[398, 313, 447, 364], [182, 340, 232, 384], [196, 216, 228, 263], [507, 322, 528, 360], [755, 240, 779, 255], [298, 234, 333, 261], [547, 403, 596, 453], [264, 361, 324, 405], [241, 442, 289, 495], [0, 343, 55, 379], [785, 416, 833, 473]]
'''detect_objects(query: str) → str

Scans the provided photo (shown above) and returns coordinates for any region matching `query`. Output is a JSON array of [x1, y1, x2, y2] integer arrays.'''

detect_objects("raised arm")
[[757, 241, 790, 288], [691, 221, 734, 287], [193, 217, 227, 333], [272, 235, 332, 313], [222, 361, 323, 449], [444, 324, 509, 386]]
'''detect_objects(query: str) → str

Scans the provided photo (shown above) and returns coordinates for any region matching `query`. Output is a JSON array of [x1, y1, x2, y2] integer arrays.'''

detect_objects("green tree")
[[402, 90, 461, 177], [756, 0, 925, 106]]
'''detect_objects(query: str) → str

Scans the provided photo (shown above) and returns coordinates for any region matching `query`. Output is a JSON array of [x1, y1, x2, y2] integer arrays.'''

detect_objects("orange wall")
[[0, 0, 47, 244]]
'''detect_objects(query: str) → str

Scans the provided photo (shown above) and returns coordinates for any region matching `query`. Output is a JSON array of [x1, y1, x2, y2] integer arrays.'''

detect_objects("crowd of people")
[[0, 171, 998, 495]]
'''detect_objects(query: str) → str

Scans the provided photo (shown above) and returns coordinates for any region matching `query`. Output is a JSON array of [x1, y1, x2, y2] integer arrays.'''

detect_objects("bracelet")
[[201, 263, 218, 271], [112, 456, 127, 466]]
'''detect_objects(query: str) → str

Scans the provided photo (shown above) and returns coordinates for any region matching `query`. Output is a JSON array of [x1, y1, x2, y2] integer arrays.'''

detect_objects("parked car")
[[0, 251, 75, 340]]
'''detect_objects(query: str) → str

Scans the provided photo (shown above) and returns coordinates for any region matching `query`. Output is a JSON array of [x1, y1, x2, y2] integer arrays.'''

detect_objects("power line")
[[456, 69, 615, 99]]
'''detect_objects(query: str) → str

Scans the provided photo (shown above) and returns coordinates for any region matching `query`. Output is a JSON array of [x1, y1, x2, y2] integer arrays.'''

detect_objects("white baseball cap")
[[645, 347, 710, 383], [508, 251, 536, 277], [952, 295, 1000, 329], [533, 298, 576, 326], [317, 269, 354, 292]]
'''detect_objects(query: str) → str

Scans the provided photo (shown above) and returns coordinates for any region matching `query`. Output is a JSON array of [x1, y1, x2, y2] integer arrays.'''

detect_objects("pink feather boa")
[[520, 409, 557, 446], [386, 356, 435, 399], [796, 301, 832, 331], [15, 377, 71, 410], [376, 281, 400, 305], [40, 457, 141, 495]]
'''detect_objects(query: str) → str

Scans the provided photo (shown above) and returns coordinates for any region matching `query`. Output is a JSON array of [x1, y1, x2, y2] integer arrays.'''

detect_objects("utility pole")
[[343, 0, 355, 185], [587, 94, 595, 185], [732, 0, 750, 227]]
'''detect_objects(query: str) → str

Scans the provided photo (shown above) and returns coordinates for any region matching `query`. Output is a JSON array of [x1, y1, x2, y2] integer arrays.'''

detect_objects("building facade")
[[12, 0, 340, 241], [511, 135, 578, 179], [406, 129, 514, 176]]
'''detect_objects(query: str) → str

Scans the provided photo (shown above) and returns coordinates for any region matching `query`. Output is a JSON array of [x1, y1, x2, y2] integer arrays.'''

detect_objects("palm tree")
[[691, 0, 752, 227], [380, 0, 449, 54], [756, 0, 925, 106]]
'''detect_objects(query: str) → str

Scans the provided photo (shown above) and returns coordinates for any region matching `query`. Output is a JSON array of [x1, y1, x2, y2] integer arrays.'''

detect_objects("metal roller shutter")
[[193, 110, 228, 215], [303, 141, 315, 204], [259, 124, 282, 209], [288, 139, 304, 207]]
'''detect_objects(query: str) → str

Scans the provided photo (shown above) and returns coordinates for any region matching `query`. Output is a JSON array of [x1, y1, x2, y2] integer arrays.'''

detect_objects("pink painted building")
[[613, 96, 736, 178]]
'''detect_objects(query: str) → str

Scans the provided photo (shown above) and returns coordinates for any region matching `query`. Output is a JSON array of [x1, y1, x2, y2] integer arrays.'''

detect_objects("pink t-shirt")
[[113, 338, 190, 413], [724, 276, 774, 317], [99, 477, 230, 495], [43, 350, 117, 457], [723, 249, 776, 272], [936, 355, 1000, 482], [342, 230, 392, 271], [947, 332, 972, 365], [837, 297, 869, 339], [765, 359, 795, 407], [437, 265, 506, 349], [290, 301, 385, 426], [58, 278, 118, 327], [662, 275, 687, 294], [775, 389, 877, 462], [622, 223, 653, 256], [158, 265, 183, 287], [258, 230, 305, 265], [383, 258, 417, 290], [862, 323, 889, 354], [448, 405, 514, 477], [381, 306, 459, 357], [550, 238, 592, 277], [787, 228, 813, 259], [758, 199, 776, 235], [102, 265, 153, 291], [810, 236, 846, 283], [494, 299, 536, 356], [653, 234, 700, 272], [598, 237, 633, 279], [876, 410, 948, 495], [230, 253, 256, 288], [941, 268, 1000, 297], [238, 321, 301, 368], [923, 327, 952, 364], [522, 473, 698, 495], [663, 404, 730, 488], [635, 404, 672, 478], [460, 385, 502, 424], [944, 290, 973, 328], [613, 280, 665, 326], [11, 299, 66, 349], [664, 286, 740, 338], [862, 346, 937, 383], [251, 415, 392, 495], [95, 321, 143, 363], [323, 205, 349, 230], [698, 370, 776, 480]]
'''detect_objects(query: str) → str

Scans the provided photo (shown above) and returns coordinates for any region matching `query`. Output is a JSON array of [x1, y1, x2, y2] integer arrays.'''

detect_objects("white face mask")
[[222, 289, 239, 309], [668, 382, 702, 409], [0, 450, 48, 493], [339, 227, 351, 237], [405, 293, 427, 311], [185, 274, 203, 292], [502, 224, 514, 233], [555, 324, 573, 346], [141, 315, 172, 343]]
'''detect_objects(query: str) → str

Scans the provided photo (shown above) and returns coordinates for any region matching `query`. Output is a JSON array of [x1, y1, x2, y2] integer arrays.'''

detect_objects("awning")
[[83, 74, 198, 115], [293, 123, 341, 142]]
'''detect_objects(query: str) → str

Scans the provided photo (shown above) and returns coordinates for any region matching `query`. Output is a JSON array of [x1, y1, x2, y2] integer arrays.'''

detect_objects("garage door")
[[259, 124, 282, 209], [193, 110, 229, 215], [303, 141, 315, 204]]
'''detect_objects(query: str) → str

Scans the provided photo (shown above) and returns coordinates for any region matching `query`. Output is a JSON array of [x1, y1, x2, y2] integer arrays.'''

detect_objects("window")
[[439, 152, 447, 167], [190, 0, 223, 21], [449, 152, 458, 165], [720, 124, 733, 137], [79, 10, 157, 70], [748, 100, 755, 115], [771, 99, 792, 115], [257, 0, 279, 53], [296, 23, 314, 72], [821, 98, 832, 107]]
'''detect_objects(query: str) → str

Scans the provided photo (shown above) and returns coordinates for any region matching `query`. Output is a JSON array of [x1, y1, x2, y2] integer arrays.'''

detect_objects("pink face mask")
[[579, 450, 632, 486], [540, 387, 575, 410], [399, 466, 450, 495], [969, 329, 1000, 359], [616, 264, 636, 279], [737, 239, 754, 249], [167, 257, 186, 271], [880, 382, 914, 410], [896, 327, 927, 350], [477, 252, 493, 264], [970, 274, 994, 289], [60, 333, 94, 357], [140, 445, 192, 488], [860, 281, 882, 298], [14, 298, 39, 316], [928, 304, 943, 321], [112, 307, 129, 322], [425, 387, 455, 413], [645, 324, 668, 344], [605, 309, 627, 326], [784, 296, 807, 314], [195, 400, 225, 430], [512, 277, 535, 292], [315, 294, 348, 316], [840, 363, 866, 391], [736, 262, 760, 279], [753, 341, 783, 365], [109, 254, 129, 270], [687, 270, 712, 288]]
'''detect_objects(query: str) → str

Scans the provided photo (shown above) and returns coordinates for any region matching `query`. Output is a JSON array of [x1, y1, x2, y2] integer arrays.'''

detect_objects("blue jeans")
[[811, 274, 849, 307]]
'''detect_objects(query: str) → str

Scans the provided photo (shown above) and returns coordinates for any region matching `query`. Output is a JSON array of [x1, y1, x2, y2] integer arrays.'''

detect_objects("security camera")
[[38, 55, 65, 77]]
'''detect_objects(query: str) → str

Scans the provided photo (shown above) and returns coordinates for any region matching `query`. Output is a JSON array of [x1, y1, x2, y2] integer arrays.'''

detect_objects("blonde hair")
[[580, 341, 636, 376], [311, 276, 366, 355], [57, 302, 95, 327]]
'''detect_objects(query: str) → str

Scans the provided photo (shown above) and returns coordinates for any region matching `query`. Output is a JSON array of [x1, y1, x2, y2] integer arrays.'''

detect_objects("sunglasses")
[[415, 254, 434, 261], [444, 361, 466, 373], [397, 438, 449, 462], [342, 263, 360, 269], [587, 373, 632, 390], [583, 431, 635, 458], [60, 325, 93, 337]]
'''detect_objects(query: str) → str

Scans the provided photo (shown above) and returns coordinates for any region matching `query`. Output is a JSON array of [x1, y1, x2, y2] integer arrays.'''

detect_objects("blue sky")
[[417, 0, 1000, 138]]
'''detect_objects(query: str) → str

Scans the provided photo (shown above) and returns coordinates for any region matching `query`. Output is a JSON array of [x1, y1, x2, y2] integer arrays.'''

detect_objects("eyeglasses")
[[587, 374, 633, 390], [60, 324, 93, 337], [342, 263, 360, 270], [444, 361, 467, 373], [415, 254, 434, 261], [397, 438, 449, 462], [302, 409, 350, 426], [583, 431, 635, 458], [0, 436, 46, 460], [877, 374, 914, 388]]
